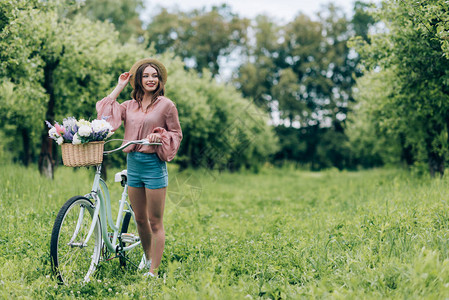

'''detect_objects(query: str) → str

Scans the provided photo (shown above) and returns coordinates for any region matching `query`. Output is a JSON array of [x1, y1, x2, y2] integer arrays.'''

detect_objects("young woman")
[[96, 58, 182, 277]]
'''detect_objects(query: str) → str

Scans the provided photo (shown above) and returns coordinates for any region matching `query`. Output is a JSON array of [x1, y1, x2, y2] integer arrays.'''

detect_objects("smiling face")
[[141, 65, 159, 94], [132, 62, 165, 104]]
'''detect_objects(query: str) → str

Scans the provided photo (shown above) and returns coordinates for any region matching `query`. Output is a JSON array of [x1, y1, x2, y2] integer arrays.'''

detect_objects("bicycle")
[[50, 139, 161, 285]]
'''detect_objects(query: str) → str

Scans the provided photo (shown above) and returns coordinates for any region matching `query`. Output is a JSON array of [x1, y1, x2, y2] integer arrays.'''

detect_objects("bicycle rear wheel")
[[50, 196, 102, 284], [119, 211, 143, 269]]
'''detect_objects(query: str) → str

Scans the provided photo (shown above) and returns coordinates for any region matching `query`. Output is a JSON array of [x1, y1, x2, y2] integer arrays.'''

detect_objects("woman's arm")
[[108, 72, 131, 100], [150, 104, 183, 162], [96, 72, 131, 131]]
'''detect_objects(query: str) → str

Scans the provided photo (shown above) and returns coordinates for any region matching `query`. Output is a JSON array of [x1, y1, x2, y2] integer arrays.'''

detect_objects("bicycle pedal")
[[121, 233, 139, 243]]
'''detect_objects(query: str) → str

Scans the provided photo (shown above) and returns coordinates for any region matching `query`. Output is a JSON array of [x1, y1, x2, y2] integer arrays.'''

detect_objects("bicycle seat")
[[114, 170, 128, 184]]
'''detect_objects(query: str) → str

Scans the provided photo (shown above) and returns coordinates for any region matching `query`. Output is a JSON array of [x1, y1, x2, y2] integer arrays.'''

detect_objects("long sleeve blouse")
[[96, 96, 182, 161]]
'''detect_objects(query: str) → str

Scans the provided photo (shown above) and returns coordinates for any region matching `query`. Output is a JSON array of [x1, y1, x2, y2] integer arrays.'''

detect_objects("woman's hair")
[[132, 62, 165, 110]]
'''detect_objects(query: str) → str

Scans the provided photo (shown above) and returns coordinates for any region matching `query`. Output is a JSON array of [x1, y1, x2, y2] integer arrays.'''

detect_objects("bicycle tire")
[[119, 211, 142, 269], [50, 196, 102, 284]]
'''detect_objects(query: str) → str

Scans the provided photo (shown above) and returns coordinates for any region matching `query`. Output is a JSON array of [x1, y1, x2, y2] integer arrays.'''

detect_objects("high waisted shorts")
[[127, 152, 168, 189]]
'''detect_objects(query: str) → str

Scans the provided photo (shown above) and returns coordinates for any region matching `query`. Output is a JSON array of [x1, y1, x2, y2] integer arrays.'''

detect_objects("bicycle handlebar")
[[103, 139, 162, 155]]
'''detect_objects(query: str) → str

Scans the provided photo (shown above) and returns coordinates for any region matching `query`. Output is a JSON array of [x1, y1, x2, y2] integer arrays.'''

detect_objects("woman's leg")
[[128, 186, 152, 262], [145, 187, 166, 274]]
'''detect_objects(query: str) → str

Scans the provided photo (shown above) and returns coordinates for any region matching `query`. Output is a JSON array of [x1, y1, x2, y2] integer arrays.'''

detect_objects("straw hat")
[[129, 58, 168, 89]]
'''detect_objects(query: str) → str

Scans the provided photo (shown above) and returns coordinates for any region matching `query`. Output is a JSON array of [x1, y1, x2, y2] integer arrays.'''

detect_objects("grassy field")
[[2, 163, 449, 299]]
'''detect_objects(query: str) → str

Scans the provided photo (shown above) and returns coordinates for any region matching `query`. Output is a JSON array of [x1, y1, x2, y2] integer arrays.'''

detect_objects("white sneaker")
[[138, 254, 151, 271], [143, 271, 155, 278]]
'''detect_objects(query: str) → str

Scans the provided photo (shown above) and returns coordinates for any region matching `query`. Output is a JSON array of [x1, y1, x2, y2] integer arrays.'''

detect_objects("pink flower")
[[54, 123, 65, 136]]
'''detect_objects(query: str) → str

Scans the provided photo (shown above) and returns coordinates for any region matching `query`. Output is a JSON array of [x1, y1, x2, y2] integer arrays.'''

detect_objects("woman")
[[96, 58, 182, 277]]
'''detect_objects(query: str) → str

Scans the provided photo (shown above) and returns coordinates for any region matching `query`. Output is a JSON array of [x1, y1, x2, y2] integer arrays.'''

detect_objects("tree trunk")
[[425, 119, 445, 178], [399, 133, 414, 166], [20, 126, 31, 166], [428, 151, 444, 178], [38, 55, 60, 179]]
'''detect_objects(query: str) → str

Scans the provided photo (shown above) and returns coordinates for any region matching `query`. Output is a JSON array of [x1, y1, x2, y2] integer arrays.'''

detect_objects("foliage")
[[0, 0, 130, 171], [164, 55, 278, 170], [69, 0, 145, 43], [273, 125, 353, 170], [231, 3, 376, 170], [1, 0, 385, 172], [351, 1, 376, 42], [4, 164, 449, 297], [236, 3, 372, 126], [146, 4, 249, 75], [350, 0, 449, 176], [0, 0, 276, 172], [345, 69, 404, 168]]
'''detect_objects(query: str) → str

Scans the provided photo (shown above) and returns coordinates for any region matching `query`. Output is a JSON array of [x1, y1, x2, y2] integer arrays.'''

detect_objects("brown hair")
[[132, 62, 165, 110]]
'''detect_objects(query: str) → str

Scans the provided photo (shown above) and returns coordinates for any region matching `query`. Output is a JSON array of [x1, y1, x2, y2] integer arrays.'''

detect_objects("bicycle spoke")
[[59, 248, 86, 270], [68, 205, 85, 245]]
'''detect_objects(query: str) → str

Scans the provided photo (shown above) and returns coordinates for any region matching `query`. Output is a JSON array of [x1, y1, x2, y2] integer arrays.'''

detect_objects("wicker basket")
[[61, 141, 105, 167]]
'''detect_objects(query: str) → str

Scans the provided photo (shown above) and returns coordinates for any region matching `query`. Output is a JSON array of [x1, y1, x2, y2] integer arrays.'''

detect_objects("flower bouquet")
[[46, 117, 114, 167]]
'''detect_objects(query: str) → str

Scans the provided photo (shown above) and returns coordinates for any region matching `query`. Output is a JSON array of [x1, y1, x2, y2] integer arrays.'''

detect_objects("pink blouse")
[[96, 96, 182, 161]]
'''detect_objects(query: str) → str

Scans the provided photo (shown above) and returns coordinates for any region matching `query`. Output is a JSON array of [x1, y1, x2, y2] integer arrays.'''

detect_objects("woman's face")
[[141, 65, 159, 93]]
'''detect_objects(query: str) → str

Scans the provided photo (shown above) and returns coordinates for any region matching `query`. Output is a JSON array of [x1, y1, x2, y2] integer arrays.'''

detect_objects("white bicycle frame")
[[76, 139, 161, 255]]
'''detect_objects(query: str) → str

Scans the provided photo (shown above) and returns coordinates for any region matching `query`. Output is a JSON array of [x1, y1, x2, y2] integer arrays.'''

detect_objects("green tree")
[[72, 0, 144, 43], [235, 15, 279, 110], [0, 0, 147, 177], [142, 8, 182, 54], [351, 0, 449, 177], [0, 0, 277, 176], [271, 68, 304, 126], [345, 69, 404, 168], [146, 4, 249, 76], [238, 3, 374, 128], [236, 3, 375, 169], [164, 56, 278, 171], [351, 1, 376, 42]]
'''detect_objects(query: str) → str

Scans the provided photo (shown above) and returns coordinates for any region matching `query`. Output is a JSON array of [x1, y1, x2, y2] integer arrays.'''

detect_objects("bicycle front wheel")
[[50, 196, 102, 284]]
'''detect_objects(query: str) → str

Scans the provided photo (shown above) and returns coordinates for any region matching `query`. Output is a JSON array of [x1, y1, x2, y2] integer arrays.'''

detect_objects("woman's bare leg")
[[145, 187, 166, 274], [128, 186, 152, 262]]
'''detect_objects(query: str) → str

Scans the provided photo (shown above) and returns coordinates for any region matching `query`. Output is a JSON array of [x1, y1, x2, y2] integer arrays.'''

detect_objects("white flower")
[[56, 136, 63, 145], [48, 127, 58, 139], [91, 119, 113, 133], [78, 125, 92, 137], [76, 119, 91, 127], [72, 133, 81, 145], [63, 117, 77, 131], [106, 131, 114, 138]]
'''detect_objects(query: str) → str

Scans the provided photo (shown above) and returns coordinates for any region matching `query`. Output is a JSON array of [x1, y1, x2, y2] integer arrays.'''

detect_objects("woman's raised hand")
[[118, 72, 131, 86], [108, 72, 131, 100]]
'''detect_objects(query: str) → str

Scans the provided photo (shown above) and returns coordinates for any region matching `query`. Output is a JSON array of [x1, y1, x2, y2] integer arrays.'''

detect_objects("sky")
[[142, 0, 358, 23]]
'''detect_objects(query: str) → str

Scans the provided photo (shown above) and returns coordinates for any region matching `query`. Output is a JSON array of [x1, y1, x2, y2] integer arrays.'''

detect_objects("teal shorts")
[[126, 152, 168, 189]]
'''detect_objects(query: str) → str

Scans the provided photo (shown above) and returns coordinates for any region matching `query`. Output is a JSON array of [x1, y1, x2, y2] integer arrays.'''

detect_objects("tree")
[[351, 1, 376, 42], [0, 1, 277, 175], [235, 15, 279, 110], [271, 68, 304, 126], [0, 0, 146, 177], [146, 4, 249, 76], [345, 69, 404, 168], [164, 56, 279, 171], [351, 0, 449, 177], [235, 3, 375, 169], [72, 0, 145, 43]]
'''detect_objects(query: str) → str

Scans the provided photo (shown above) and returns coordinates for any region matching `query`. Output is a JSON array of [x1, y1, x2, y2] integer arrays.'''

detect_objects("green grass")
[[2, 163, 449, 299]]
